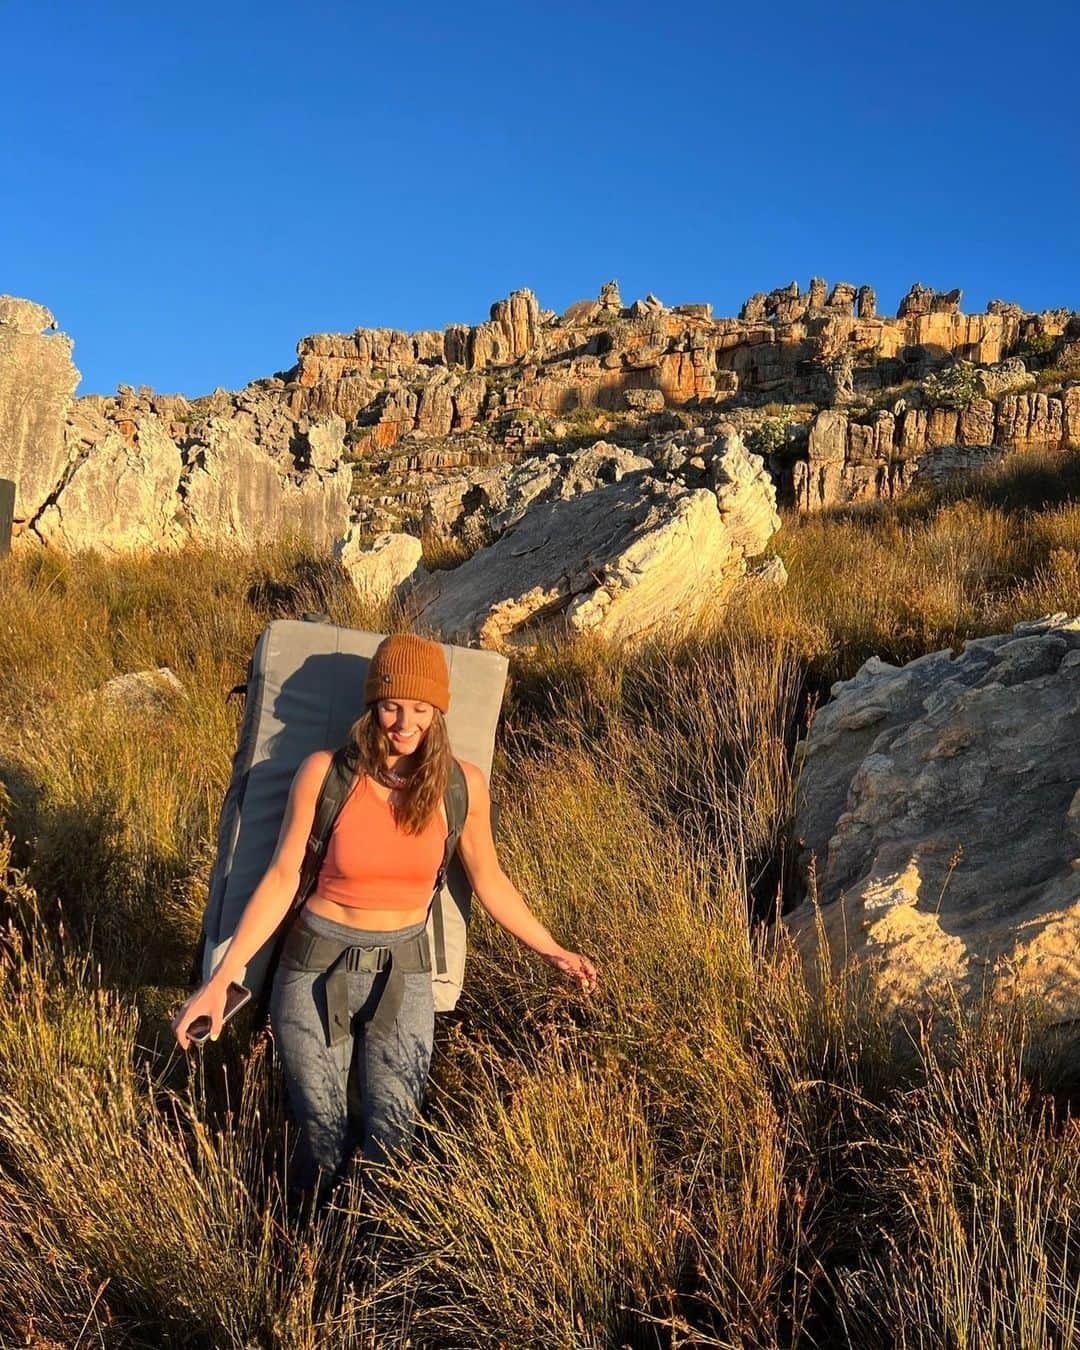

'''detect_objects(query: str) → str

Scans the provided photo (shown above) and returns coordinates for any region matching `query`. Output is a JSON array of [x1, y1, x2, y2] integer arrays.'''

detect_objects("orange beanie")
[[364, 634, 450, 713]]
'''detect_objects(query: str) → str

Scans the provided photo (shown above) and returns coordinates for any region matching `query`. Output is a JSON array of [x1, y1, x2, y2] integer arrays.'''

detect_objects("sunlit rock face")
[[411, 431, 780, 650], [788, 615, 1080, 1031], [0, 296, 80, 528]]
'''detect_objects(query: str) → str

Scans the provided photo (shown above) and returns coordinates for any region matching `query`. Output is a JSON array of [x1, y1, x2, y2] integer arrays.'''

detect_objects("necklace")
[[373, 766, 411, 791]]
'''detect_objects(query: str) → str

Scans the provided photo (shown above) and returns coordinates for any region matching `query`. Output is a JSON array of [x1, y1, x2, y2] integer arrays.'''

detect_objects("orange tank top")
[[313, 775, 446, 912]]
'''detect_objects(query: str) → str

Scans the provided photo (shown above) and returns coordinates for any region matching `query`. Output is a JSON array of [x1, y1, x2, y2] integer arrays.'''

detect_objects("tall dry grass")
[[1, 449, 1080, 1346]]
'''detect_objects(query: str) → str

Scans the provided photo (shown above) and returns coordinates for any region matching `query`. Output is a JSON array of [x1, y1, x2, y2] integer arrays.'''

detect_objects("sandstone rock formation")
[[411, 431, 779, 649], [284, 277, 1042, 465], [35, 418, 181, 552], [974, 356, 1036, 401], [0, 296, 80, 528], [420, 442, 654, 542], [897, 283, 963, 318], [335, 529, 427, 603], [0, 297, 358, 553], [792, 379, 1080, 511], [786, 615, 1080, 1028], [181, 414, 352, 549], [6, 277, 1080, 557]]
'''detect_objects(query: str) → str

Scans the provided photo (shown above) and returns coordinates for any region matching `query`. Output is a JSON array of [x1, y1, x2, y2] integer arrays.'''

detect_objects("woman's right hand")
[[171, 979, 228, 1051]]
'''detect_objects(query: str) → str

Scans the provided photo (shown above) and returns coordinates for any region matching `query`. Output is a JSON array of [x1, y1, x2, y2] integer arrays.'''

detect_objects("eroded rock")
[[182, 416, 352, 548], [94, 667, 186, 714], [0, 295, 80, 526], [35, 417, 181, 552], [411, 432, 779, 649], [787, 615, 1080, 1030], [335, 529, 427, 603]]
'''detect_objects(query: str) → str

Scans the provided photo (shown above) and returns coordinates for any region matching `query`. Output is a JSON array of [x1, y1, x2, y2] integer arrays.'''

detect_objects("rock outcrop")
[[0, 296, 80, 527], [411, 431, 779, 649], [181, 413, 352, 549], [282, 278, 1045, 462], [420, 442, 654, 541], [335, 529, 427, 603], [787, 615, 1080, 1028], [34, 418, 181, 552], [2, 337, 354, 552], [792, 379, 1080, 510], [5, 278, 1080, 556]]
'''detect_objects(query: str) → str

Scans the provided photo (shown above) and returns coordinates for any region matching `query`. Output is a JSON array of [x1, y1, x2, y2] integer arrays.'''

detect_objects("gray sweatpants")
[[268, 909, 435, 1196]]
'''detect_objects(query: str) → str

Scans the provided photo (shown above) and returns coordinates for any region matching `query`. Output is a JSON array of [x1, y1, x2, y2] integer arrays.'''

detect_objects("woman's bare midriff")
[[304, 893, 430, 931]]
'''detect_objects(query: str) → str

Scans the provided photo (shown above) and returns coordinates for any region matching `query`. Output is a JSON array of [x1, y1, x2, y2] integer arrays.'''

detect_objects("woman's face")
[[376, 698, 435, 754]]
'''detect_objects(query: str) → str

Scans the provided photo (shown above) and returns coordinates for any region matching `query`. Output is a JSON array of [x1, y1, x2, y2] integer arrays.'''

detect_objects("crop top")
[[312, 774, 446, 912]]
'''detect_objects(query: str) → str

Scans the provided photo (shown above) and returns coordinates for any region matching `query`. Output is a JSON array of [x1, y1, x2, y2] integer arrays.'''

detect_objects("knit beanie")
[[364, 633, 450, 713]]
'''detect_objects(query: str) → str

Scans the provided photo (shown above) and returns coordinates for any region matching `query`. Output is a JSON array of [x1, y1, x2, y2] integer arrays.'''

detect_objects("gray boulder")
[[335, 528, 427, 603], [412, 432, 780, 650], [787, 615, 1080, 1030], [421, 442, 653, 540], [181, 415, 352, 548], [35, 418, 181, 552]]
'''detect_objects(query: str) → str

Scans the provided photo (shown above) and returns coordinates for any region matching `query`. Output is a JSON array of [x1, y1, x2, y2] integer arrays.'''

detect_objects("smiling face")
[[375, 697, 436, 755]]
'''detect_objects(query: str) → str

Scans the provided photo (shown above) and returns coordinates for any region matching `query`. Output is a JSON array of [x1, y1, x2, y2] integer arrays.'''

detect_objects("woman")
[[173, 633, 598, 1198]]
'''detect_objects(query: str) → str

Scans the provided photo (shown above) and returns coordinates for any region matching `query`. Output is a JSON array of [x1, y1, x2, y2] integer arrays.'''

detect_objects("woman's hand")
[[541, 947, 599, 995], [171, 978, 229, 1051]]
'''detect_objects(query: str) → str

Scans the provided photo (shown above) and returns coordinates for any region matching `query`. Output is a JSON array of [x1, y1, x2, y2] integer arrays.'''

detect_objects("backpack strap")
[[256, 744, 359, 1018], [294, 743, 360, 912], [429, 759, 470, 977]]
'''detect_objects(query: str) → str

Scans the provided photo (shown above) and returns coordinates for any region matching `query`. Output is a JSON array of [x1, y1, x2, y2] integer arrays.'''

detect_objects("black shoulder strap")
[[294, 744, 360, 912], [435, 759, 469, 891], [255, 744, 358, 1022], [428, 760, 470, 978]]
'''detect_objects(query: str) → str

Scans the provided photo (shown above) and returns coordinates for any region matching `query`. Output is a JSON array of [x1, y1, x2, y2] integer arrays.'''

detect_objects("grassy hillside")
[[2, 452, 1080, 1348]]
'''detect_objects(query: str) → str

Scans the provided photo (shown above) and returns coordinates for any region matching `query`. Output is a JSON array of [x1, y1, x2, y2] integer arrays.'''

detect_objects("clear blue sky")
[[7, 0, 1079, 397]]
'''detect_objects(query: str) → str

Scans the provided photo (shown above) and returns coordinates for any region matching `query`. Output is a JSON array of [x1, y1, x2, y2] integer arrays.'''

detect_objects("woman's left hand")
[[542, 947, 599, 994]]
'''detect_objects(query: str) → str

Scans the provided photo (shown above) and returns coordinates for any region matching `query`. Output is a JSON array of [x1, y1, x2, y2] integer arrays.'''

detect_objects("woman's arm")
[[455, 761, 598, 993], [172, 749, 330, 1045]]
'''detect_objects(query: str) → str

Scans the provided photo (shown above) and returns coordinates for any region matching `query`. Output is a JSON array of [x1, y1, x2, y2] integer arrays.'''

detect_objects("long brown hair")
[[348, 704, 452, 834]]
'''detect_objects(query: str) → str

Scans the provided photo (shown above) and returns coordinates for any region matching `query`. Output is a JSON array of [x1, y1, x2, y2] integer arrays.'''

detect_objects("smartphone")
[[187, 981, 252, 1045]]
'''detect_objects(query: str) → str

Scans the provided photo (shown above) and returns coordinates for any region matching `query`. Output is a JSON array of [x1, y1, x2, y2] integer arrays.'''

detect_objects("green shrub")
[[745, 417, 790, 458], [1017, 332, 1058, 365], [922, 361, 978, 411]]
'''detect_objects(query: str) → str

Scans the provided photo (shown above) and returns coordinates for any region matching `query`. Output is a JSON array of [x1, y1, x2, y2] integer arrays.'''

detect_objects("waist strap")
[[280, 915, 431, 1047]]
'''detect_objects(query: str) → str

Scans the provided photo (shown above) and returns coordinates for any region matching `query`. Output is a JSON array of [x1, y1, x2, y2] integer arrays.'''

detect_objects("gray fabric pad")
[[201, 619, 508, 1004]]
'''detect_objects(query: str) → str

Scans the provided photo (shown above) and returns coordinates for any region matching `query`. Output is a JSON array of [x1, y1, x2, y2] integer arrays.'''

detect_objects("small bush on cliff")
[[921, 360, 978, 411], [1017, 332, 1058, 365], [745, 417, 790, 459]]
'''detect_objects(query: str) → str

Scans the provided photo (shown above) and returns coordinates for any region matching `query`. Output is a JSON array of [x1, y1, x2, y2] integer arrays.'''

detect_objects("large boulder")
[[787, 615, 1080, 1028], [411, 433, 780, 649], [974, 356, 1036, 401], [0, 296, 80, 527], [420, 442, 653, 541], [335, 529, 427, 603]]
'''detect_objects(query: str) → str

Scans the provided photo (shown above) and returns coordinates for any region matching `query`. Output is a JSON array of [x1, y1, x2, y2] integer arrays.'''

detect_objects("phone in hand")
[[187, 980, 252, 1045]]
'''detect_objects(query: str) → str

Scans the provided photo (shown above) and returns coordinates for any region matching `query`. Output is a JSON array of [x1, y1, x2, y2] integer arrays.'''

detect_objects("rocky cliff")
[[2, 278, 1078, 550], [279, 279, 1053, 476]]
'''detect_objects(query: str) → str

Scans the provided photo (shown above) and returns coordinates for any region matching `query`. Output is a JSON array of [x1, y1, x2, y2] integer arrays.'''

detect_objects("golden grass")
[[1, 457, 1080, 1346]]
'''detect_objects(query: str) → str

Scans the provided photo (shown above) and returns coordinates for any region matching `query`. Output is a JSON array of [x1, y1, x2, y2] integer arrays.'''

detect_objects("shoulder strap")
[[428, 759, 470, 979], [254, 744, 358, 1022], [446, 759, 469, 835], [436, 759, 469, 887], [294, 744, 359, 912]]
